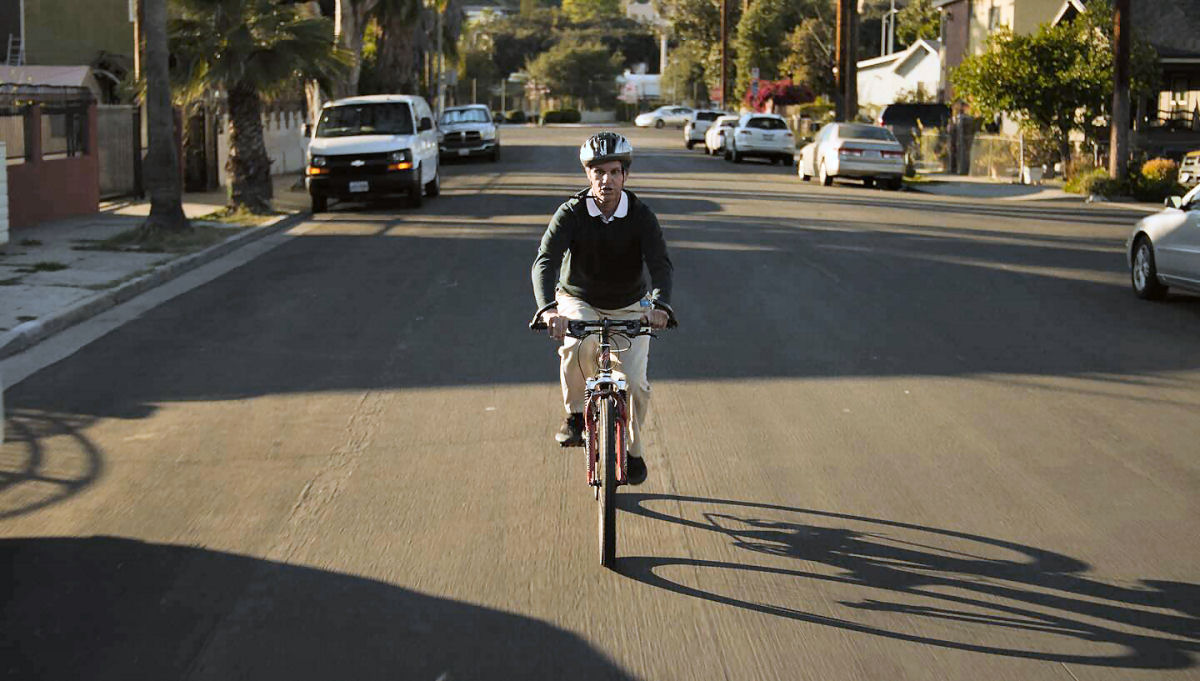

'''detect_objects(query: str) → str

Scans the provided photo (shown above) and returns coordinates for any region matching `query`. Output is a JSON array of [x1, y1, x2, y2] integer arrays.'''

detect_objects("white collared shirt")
[[585, 190, 629, 224]]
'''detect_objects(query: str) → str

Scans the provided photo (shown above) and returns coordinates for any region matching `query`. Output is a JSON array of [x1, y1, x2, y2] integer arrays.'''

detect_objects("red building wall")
[[8, 103, 100, 229]]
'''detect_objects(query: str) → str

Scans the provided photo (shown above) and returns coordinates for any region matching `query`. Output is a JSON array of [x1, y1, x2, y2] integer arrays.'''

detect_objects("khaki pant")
[[556, 292, 651, 458]]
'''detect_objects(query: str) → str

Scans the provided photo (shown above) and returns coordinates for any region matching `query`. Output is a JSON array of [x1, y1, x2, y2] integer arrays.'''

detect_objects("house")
[[1054, 0, 1200, 158], [933, 0, 1063, 102], [856, 39, 942, 112], [0, 0, 135, 102]]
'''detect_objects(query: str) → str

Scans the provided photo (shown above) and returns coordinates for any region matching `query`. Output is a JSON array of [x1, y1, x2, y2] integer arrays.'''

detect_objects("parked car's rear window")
[[717, 117, 738, 128], [696, 111, 722, 121], [838, 124, 897, 141], [317, 104, 414, 137], [441, 108, 490, 124], [746, 117, 787, 130]]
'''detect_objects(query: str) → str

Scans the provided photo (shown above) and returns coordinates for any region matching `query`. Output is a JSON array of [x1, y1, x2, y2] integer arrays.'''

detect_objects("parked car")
[[635, 105, 694, 128], [684, 110, 727, 149], [1127, 183, 1200, 299], [1178, 149, 1200, 187], [439, 104, 500, 162], [703, 115, 739, 156], [723, 113, 795, 165], [306, 94, 441, 212], [877, 102, 951, 150], [796, 122, 905, 189]]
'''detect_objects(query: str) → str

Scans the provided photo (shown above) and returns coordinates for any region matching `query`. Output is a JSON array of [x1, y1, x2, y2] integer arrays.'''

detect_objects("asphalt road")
[[3, 125, 1199, 681]]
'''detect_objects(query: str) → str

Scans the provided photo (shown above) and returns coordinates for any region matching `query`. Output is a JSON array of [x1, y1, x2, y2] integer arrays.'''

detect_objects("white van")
[[305, 95, 441, 212]]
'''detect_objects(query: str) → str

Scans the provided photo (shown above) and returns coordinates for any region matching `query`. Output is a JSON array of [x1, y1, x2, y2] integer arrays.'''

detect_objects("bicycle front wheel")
[[598, 396, 617, 568]]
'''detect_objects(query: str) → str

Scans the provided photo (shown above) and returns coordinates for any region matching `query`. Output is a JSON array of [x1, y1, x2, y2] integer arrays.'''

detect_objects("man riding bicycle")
[[531, 131, 675, 485]]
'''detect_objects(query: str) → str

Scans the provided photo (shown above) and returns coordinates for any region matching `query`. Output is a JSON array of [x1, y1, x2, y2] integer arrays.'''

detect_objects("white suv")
[[684, 110, 728, 150], [305, 94, 441, 212], [724, 113, 795, 165]]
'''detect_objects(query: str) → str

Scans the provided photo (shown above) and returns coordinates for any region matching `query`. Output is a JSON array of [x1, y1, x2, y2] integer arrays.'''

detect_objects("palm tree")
[[171, 0, 347, 213], [141, 0, 188, 235]]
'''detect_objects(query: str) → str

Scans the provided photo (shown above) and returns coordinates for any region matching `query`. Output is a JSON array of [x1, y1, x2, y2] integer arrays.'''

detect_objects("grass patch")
[[197, 207, 282, 227], [90, 223, 247, 253], [19, 238, 42, 246], [17, 261, 68, 273]]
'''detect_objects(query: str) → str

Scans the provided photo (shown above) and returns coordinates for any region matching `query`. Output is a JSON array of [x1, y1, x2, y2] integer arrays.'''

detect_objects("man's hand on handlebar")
[[542, 310, 569, 340], [642, 308, 669, 330]]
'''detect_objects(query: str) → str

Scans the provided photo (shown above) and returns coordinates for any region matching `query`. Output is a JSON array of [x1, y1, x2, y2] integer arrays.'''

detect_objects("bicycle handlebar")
[[528, 300, 678, 333]]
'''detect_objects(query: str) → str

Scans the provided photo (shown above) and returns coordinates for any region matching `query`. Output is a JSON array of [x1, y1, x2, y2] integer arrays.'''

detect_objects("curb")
[[0, 211, 309, 360]]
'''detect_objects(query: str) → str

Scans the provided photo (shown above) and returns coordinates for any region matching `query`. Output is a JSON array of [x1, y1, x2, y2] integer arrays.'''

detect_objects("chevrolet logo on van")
[[351, 159, 365, 167]]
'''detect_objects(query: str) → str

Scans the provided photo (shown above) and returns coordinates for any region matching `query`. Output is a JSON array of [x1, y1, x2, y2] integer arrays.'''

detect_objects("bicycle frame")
[[583, 325, 631, 488]]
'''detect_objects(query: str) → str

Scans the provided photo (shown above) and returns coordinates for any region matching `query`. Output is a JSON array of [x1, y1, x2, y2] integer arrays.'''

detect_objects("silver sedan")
[[797, 122, 905, 189], [1128, 183, 1200, 299]]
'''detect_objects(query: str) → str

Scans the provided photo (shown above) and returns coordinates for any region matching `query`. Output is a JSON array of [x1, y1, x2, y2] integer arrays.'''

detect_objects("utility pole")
[[835, 0, 858, 121], [719, 0, 728, 108], [1109, 0, 1130, 181]]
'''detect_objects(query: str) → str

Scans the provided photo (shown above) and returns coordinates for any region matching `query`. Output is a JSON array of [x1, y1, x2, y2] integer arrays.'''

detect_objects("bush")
[[560, 108, 581, 123], [505, 109, 526, 123], [1133, 158, 1182, 202], [1064, 167, 1111, 195]]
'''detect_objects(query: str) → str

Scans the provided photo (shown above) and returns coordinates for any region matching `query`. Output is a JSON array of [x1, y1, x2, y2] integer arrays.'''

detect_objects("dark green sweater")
[[532, 189, 673, 310]]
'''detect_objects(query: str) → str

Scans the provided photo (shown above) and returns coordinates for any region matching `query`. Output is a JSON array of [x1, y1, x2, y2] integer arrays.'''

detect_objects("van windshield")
[[316, 103, 414, 137]]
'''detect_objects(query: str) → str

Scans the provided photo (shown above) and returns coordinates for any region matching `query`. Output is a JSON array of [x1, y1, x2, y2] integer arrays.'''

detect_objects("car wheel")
[[686, 140, 695, 150], [311, 194, 327, 213], [491, 146, 500, 162], [886, 177, 903, 191], [409, 165, 424, 208], [731, 145, 742, 163], [724, 147, 732, 161], [425, 167, 440, 197], [819, 159, 832, 186], [655, 119, 664, 129], [1132, 237, 1168, 300]]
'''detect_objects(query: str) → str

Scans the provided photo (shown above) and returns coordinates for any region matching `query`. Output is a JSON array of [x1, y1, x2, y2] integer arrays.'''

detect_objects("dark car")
[[877, 103, 951, 148]]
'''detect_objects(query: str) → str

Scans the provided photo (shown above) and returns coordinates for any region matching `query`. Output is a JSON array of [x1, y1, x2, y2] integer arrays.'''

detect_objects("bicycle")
[[530, 303, 666, 568]]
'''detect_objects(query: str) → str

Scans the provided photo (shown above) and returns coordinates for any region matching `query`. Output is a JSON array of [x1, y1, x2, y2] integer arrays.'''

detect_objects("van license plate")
[[349, 181, 369, 193], [458, 149, 470, 156]]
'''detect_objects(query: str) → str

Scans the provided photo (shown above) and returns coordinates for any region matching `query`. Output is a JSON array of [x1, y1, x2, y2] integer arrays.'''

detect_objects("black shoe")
[[556, 413, 584, 447], [625, 455, 647, 485]]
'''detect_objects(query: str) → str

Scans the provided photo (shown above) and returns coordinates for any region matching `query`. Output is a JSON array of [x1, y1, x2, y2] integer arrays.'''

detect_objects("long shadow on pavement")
[[618, 493, 1200, 670], [1, 535, 638, 680]]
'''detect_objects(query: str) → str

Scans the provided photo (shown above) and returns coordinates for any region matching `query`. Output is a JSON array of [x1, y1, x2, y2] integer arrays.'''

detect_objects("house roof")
[[0, 65, 94, 88], [1054, 0, 1200, 59], [857, 40, 941, 73]]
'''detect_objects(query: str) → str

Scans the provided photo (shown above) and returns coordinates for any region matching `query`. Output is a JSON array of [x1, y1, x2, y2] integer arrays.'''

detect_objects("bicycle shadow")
[[617, 493, 1200, 670]]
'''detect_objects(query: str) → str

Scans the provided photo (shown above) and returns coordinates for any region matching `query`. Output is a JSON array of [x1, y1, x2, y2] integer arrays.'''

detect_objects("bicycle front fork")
[[585, 389, 629, 487]]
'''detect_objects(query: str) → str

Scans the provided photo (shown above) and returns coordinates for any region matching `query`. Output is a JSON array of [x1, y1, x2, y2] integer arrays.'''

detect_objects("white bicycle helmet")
[[579, 131, 633, 169]]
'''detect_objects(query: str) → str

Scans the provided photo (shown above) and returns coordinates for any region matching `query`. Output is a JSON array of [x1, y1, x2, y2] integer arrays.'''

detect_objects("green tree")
[[525, 40, 622, 107], [778, 15, 836, 99], [952, 5, 1156, 165], [733, 0, 801, 97], [171, 0, 347, 213], [562, 0, 621, 23], [661, 40, 709, 105], [895, 0, 940, 47]]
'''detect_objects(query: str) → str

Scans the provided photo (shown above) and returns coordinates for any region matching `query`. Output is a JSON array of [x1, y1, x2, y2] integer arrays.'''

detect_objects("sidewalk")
[[0, 174, 310, 359], [906, 172, 1164, 212]]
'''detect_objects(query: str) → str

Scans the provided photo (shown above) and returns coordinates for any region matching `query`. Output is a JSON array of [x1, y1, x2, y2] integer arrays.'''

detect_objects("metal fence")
[[97, 104, 141, 199], [910, 131, 1063, 179]]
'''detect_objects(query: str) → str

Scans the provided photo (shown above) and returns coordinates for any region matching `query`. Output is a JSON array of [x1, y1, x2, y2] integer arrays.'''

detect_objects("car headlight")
[[481, 127, 496, 140], [389, 149, 412, 163], [310, 155, 327, 167]]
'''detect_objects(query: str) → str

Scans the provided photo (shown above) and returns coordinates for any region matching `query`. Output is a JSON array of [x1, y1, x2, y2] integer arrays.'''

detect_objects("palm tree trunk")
[[140, 0, 188, 235], [226, 83, 273, 213]]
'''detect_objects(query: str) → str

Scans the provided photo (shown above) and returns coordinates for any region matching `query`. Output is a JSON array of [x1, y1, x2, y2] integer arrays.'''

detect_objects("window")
[[746, 117, 788, 130], [316, 103, 414, 137], [988, 5, 1000, 29], [41, 107, 88, 158], [1172, 77, 1188, 106]]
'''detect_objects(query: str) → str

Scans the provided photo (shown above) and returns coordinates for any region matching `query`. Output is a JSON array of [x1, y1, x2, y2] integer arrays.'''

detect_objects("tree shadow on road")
[[618, 493, 1200, 670], [1, 535, 638, 681]]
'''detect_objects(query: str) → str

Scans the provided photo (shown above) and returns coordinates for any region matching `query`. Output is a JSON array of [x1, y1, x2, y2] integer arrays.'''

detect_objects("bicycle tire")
[[598, 397, 617, 568]]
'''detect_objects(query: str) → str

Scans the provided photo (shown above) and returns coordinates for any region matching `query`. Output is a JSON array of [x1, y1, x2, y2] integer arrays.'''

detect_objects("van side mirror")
[[1166, 196, 1183, 209], [419, 117, 433, 132]]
